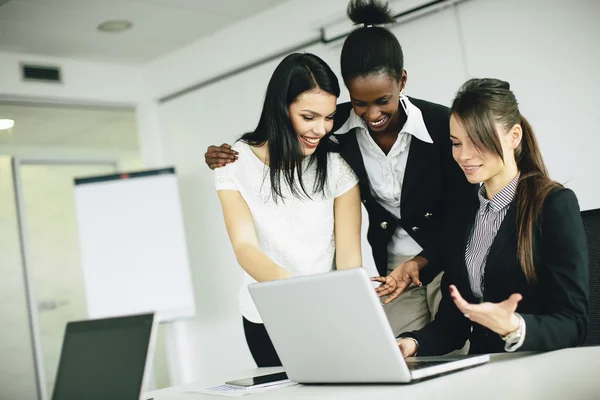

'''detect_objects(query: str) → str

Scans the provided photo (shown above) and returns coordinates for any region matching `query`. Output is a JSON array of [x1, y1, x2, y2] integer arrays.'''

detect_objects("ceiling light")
[[0, 119, 14, 130], [97, 20, 133, 33]]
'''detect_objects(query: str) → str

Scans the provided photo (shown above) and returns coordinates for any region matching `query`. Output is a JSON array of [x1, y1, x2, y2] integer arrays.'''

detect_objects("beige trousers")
[[382, 253, 443, 337]]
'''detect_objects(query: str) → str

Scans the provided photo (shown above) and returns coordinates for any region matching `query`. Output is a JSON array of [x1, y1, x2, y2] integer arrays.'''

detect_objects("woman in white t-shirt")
[[214, 53, 362, 367]]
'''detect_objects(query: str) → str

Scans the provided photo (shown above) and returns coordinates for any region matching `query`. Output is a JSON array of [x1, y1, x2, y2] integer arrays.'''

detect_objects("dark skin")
[[205, 143, 238, 169], [346, 71, 407, 155], [205, 69, 427, 300]]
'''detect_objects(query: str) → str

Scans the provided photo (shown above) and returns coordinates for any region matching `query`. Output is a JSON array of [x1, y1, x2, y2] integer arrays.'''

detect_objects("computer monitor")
[[51, 313, 157, 400]]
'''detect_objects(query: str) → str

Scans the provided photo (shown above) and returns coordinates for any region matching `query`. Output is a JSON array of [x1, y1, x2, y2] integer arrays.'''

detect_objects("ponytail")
[[515, 114, 562, 283], [451, 79, 562, 283]]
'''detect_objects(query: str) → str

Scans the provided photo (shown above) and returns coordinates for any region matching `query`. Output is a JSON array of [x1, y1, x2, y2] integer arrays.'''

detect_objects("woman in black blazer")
[[394, 78, 589, 356]]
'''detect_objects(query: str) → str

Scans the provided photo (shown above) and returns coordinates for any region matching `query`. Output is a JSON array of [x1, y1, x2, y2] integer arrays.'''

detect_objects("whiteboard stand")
[[73, 167, 196, 389], [164, 319, 195, 386]]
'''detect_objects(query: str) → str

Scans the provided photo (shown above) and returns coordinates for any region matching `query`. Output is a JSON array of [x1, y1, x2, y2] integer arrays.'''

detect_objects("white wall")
[[147, 0, 600, 385], [143, 0, 351, 101], [457, 0, 600, 211]]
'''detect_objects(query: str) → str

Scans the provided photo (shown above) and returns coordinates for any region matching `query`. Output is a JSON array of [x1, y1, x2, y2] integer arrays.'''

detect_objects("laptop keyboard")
[[405, 360, 450, 371]]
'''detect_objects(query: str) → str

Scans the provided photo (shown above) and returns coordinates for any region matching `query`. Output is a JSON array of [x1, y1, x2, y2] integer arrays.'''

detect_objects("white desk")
[[144, 347, 600, 399]]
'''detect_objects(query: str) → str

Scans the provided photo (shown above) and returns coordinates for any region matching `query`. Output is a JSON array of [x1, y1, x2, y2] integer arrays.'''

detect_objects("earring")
[[399, 87, 408, 114]]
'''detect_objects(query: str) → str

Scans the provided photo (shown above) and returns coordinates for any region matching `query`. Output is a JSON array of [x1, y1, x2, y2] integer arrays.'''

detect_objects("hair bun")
[[480, 78, 510, 90], [347, 0, 396, 26]]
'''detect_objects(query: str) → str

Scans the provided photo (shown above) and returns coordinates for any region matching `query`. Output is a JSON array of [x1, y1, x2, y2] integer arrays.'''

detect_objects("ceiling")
[[0, 0, 291, 64], [0, 103, 138, 153]]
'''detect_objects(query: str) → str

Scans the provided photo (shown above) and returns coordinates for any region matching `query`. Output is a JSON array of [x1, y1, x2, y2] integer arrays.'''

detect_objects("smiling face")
[[288, 88, 337, 156], [450, 114, 522, 188], [346, 72, 406, 133]]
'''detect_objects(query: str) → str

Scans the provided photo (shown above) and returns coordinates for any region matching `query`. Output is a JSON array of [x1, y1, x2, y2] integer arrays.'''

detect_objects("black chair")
[[581, 208, 600, 346]]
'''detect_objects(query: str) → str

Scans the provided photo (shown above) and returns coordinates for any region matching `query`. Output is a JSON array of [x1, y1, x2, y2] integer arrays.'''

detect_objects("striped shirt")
[[465, 173, 520, 299]]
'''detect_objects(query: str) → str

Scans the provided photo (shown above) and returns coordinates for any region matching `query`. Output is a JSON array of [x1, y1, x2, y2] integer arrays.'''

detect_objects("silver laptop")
[[52, 312, 158, 400], [249, 268, 489, 383]]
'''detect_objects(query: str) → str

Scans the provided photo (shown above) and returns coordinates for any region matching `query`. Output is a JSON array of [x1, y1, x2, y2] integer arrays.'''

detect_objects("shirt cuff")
[[503, 313, 526, 352]]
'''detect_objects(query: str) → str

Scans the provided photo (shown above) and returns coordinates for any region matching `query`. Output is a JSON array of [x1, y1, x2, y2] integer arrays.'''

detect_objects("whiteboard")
[[73, 168, 195, 322]]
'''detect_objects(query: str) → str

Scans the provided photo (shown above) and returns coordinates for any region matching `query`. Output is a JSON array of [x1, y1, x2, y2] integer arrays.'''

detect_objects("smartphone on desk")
[[225, 371, 289, 388]]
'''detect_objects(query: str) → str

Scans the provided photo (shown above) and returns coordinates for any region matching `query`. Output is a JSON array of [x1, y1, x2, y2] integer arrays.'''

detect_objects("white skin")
[[397, 114, 525, 358], [217, 88, 362, 283], [290, 89, 337, 156], [251, 88, 336, 161]]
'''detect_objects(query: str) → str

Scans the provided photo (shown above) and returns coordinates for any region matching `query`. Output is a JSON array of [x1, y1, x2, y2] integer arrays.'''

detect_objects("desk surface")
[[145, 347, 600, 399]]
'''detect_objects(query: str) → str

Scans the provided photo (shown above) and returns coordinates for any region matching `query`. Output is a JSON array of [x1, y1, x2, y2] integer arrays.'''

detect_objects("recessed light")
[[97, 20, 133, 33], [0, 119, 14, 130]]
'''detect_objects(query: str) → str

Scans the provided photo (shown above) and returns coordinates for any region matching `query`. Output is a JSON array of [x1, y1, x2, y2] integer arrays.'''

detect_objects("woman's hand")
[[371, 259, 421, 304], [396, 338, 418, 358], [449, 285, 521, 336], [205, 143, 238, 169]]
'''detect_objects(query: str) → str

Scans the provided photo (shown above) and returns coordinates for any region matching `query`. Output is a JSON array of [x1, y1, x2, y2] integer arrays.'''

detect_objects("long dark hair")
[[240, 53, 340, 202], [340, 0, 403, 83], [450, 78, 561, 283]]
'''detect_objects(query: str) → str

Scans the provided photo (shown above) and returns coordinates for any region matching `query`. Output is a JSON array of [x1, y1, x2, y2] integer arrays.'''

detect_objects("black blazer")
[[404, 187, 589, 355], [332, 98, 477, 281]]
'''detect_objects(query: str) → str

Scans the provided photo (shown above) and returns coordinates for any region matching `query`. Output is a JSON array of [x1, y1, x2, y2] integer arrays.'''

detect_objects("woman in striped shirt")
[[393, 78, 589, 356]]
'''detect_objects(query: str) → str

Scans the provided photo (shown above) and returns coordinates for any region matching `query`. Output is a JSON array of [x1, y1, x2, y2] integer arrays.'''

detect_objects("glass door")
[[12, 159, 118, 399]]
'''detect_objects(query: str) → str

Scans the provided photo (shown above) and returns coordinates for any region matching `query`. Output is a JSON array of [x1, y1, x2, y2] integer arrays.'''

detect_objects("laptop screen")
[[52, 313, 155, 400]]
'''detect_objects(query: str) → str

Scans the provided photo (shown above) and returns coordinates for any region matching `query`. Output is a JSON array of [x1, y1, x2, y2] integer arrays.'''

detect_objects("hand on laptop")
[[396, 338, 418, 358], [371, 259, 422, 304]]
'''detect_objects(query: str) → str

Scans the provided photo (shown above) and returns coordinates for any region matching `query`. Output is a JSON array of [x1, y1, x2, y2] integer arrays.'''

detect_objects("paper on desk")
[[187, 381, 297, 397]]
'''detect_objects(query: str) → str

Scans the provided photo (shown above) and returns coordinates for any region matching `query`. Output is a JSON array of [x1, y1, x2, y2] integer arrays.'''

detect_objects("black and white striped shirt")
[[465, 173, 520, 299]]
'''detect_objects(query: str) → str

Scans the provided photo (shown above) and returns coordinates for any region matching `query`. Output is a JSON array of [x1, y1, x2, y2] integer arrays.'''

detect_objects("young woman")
[[206, 0, 476, 337], [396, 78, 589, 356], [214, 53, 362, 367]]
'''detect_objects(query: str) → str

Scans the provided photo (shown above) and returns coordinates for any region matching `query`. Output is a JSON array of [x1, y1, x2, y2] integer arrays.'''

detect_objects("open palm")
[[449, 285, 521, 336]]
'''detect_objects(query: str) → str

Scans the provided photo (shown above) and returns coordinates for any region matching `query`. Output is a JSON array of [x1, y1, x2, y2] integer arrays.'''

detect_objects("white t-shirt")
[[214, 141, 359, 323]]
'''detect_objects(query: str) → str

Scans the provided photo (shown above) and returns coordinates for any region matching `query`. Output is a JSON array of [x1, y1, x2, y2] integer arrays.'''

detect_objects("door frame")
[[11, 158, 120, 400]]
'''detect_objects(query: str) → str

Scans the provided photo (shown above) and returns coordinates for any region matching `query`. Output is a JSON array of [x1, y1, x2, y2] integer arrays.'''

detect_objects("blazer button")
[[412, 226, 420, 232], [380, 221, 388, 230], [362, 199, 367, 204], [424, 212, 433, 219]]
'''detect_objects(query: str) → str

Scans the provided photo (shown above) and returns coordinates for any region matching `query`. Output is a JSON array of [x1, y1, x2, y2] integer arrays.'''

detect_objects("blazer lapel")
[[401, 137, 433, 207], [483, 203, 518, 287]]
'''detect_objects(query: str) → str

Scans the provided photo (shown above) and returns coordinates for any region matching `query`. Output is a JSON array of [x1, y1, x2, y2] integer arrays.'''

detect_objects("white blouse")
[[215, 141, 359, 323]]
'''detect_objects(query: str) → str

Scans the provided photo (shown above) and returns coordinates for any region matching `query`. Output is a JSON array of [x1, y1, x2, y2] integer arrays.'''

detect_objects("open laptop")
[[249, 268, 489, 383], [51, 312, 157, 400]]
